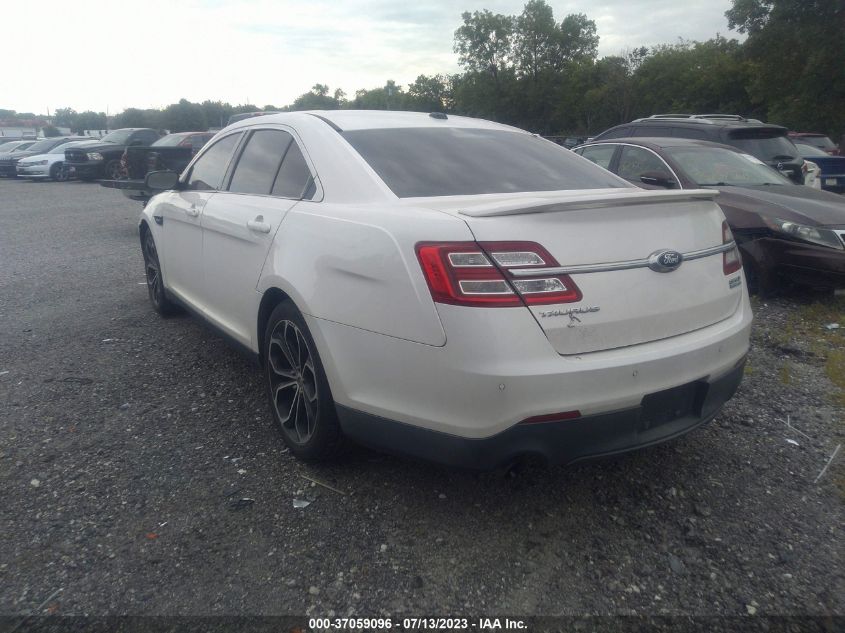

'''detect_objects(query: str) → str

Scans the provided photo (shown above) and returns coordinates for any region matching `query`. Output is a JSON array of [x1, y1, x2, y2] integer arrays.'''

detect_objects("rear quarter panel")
[[258, 202, 472, 347]]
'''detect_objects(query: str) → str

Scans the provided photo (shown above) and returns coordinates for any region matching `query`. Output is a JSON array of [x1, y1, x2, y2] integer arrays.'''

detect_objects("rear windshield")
[[342, 128, 627, 197], [152, 134, 186, 147], [798, 136, 836, 151], [727, 129, 798, 162], [100, 130, 133, 144], [793, 143, 829, 158], [23, 139, 59, 153]]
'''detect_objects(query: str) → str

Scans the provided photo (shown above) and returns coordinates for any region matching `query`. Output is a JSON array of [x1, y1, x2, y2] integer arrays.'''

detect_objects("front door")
[[158, 131, 243, 309]]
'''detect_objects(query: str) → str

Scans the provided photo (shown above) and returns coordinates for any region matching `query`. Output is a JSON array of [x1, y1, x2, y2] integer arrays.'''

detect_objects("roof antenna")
[[429, 112, 448, 120]]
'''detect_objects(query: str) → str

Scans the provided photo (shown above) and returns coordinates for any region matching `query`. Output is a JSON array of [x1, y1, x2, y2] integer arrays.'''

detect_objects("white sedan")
[[139, 111, 752, 468], [16, 139, 102, 181]]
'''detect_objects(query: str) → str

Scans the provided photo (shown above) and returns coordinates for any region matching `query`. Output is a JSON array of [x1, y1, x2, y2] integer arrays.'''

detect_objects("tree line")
[[4, 0, 842, 138]]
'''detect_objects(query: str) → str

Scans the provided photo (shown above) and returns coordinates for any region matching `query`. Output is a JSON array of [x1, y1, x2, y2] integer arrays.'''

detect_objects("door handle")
[[247, 216, 272, 234], [186, 204, 200, 217]]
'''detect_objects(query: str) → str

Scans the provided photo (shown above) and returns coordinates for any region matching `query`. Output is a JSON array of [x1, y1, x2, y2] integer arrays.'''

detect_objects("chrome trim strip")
[[510, 242, 736, 276]]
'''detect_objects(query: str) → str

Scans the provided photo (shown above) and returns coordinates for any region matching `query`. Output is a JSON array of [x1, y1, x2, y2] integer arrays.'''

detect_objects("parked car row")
[[3, 128, 214, 183], [0, 136, 91, 177]]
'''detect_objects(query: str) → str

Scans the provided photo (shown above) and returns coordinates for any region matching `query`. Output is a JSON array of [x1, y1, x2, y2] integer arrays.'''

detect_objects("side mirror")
[[145, 170, 180, 191], [639, 171, 677, 189]]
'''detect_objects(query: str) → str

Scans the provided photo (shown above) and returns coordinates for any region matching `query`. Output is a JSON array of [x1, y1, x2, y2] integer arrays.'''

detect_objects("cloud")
[[1, 0, 738, 114]]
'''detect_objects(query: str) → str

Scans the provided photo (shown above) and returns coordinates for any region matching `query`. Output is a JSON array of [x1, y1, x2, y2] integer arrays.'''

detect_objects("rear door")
[[199, 127, 317, 345], [158, 131, 242, 307]]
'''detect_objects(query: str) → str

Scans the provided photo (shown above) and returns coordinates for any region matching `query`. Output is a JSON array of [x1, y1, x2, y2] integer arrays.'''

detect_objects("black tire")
[[50, 162, 68, 182], [103, 160, 121, 180], [263, 301, 345, 461], [141, 229, 180, 316]]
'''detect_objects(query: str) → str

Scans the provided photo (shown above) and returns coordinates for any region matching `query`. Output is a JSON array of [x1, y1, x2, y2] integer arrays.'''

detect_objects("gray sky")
[[3, 0, 739, 115]]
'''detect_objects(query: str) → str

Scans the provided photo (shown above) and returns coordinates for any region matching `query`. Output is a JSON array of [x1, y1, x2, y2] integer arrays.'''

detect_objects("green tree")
[[454, 9, 514, 88], [513, 0, 558, 81], [407, 74, 452, 112], [161, 99, 208, 132], [290, 85, 343, 111], [725, 0, 845, 135], [41, 125, 61, 137]]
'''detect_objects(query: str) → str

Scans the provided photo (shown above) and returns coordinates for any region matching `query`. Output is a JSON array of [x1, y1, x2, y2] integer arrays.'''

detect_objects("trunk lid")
[[413, 189, 743, 355]]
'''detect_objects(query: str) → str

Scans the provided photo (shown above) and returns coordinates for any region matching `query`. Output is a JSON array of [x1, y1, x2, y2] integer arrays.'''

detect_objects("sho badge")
[[539, 306, 600, 319], [647, 249, 683, 273], [729, 276, 742, 289]]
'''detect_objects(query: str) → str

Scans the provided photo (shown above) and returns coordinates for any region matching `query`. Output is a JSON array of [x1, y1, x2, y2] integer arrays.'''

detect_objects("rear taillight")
[[722, 221, 742, 275], [416, 241, 581, 308]]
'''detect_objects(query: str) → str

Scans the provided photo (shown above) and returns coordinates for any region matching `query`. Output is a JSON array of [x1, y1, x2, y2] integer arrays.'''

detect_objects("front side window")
[[229, 130, 293, 195], [616, 146, 670, 181], [186, 132, 242, 191], [577, 145, 616, 169], [343, 128, 627, 198]]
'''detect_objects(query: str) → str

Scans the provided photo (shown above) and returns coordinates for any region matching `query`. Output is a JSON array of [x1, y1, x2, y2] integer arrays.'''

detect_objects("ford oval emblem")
[[648, 249, 683, 273]]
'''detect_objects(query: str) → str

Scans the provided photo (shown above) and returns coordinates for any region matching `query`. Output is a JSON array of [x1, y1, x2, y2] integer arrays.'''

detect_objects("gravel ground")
[[0, 177, 842, 622]]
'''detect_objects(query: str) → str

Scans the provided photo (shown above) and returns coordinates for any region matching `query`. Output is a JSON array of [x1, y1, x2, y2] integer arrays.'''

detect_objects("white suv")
[[139, 111, 752, 468]]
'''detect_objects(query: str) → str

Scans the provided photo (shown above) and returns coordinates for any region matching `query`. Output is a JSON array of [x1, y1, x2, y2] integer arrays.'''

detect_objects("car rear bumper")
[[306, 289, 752, 441], [336, 358, 745, 469]]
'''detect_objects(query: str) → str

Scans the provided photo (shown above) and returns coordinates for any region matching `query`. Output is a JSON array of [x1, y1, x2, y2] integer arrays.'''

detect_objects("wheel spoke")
[[269, 336, 297, 378], [275, 381, 299, 426], [267, 318, 320, 445], [294, 394, 310, 442]]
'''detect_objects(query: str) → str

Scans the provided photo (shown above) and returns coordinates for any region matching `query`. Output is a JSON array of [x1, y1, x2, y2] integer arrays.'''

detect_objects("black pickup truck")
[[65, 128, 161, 180], [120, 131, 214, 179], [102, 131, 214, 201]]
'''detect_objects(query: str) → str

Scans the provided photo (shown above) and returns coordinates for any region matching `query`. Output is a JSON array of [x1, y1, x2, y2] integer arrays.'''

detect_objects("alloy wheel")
[[143, 233, 162, 306], [268, 320, 319, 444]]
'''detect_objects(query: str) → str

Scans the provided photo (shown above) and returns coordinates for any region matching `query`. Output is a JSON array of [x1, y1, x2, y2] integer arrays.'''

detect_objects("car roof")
[[231, 110, 527, 134], [579, 137, 746, 153], [628, 116, 783, 131]]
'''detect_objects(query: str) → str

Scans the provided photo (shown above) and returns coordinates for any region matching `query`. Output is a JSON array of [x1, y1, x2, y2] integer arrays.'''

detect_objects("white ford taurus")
[[139, 110, 752, 468]]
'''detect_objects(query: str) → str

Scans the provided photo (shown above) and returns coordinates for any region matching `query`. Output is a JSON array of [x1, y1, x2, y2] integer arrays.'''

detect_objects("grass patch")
[[826, 349, 845, 407], [779, 362, 791, 385], [781, 295, 844, 405]]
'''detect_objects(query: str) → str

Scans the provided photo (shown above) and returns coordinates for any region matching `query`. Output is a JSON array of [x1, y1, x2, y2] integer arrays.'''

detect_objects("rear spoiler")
[[458, 189, 718, 218]]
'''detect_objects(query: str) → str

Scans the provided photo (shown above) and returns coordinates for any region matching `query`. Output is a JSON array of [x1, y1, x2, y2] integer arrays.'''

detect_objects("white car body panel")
[[140, 110, 752, 454]]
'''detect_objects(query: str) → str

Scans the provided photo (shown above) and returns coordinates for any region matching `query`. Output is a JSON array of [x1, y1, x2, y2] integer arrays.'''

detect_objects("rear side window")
[[630, 126, 673, 137], [186, 133, 242, 191], [674, 128, 710, 141], [343, 128, 626, 197], [229, 130, 293, 195], [616, 146, 671, 181], [272, 142, 315, 199], [577, 145, 616, 169], [598, 126, 631, 140]]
